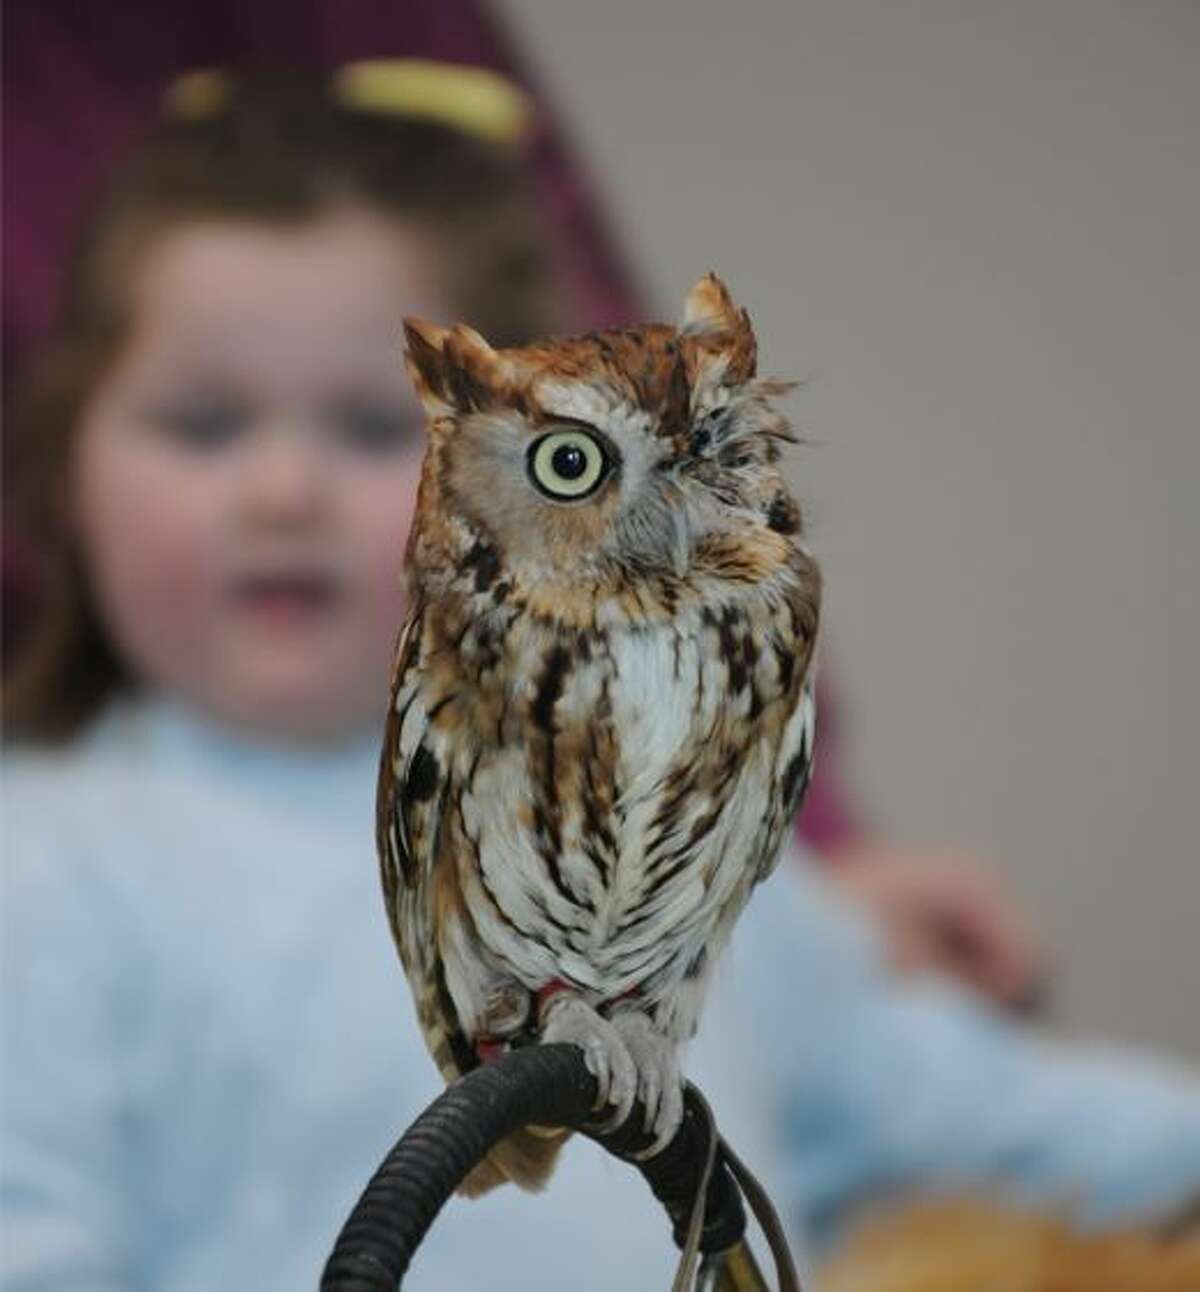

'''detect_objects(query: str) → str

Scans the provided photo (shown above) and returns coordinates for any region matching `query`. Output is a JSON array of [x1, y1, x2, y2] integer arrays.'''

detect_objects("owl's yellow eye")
[[527, 428, 612, 501]]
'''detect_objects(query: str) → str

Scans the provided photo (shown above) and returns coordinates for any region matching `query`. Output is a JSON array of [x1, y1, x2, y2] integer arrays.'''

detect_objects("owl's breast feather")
[[453, 582, 813, 1004]]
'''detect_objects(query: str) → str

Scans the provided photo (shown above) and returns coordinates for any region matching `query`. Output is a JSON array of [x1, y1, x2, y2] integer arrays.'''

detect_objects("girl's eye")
[[149, 404, 246, 450], [527, 428, 613, 501], [332, 403, 420, 454]]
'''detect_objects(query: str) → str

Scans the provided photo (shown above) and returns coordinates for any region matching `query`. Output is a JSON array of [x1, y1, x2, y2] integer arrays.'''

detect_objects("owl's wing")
[[376, 602, 451, 909], [757, 677, 817, 882], [377, 603, 491, 1096]]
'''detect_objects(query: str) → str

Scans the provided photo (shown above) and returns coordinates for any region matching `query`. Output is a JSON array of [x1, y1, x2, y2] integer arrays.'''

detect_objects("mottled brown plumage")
[[378, 274, 820, 1194]]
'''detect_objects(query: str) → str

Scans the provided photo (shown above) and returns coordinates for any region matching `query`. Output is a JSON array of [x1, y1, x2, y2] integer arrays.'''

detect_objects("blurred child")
[[4, 68, 1199, 1291]]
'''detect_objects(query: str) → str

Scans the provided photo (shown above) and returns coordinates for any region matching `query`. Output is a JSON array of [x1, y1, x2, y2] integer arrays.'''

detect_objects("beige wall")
[[499, 0, 1200, 1058]]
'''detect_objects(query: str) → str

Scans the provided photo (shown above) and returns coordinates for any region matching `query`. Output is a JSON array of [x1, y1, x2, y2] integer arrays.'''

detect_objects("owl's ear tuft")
[[403, 317, 456, 419], [682, 272, 739, 332], [403, 318, 511, 419], [443, 324, 495, 367], [443, 324, 512, 414], [680, 273, 757, 394]]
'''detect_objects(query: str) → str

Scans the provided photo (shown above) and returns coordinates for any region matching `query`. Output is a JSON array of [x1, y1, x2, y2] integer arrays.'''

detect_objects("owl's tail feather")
[[457, 1125, 572, 1197], [418, 961, 568, 1195]]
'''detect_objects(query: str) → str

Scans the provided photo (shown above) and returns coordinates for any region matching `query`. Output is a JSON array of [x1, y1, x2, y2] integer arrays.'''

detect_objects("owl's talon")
[[610, 1010, 684, 1157], [639, 1074, 686, 1160], [539, 995, 636, 1123]]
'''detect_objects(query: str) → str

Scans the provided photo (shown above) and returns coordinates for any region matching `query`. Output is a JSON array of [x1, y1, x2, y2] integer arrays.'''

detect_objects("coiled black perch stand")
[[321, 1044, 801, 1290]]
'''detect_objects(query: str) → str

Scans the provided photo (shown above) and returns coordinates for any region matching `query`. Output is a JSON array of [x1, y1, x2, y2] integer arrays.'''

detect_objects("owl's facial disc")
[[526, 424, 619, 503]]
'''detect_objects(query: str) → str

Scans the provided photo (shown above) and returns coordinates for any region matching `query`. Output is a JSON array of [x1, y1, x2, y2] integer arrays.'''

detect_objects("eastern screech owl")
[[378, 274, 820, 1196]]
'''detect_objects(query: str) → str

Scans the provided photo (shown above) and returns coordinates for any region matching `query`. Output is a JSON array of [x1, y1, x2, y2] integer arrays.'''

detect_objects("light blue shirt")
[[4, 698, 1199, 1289]]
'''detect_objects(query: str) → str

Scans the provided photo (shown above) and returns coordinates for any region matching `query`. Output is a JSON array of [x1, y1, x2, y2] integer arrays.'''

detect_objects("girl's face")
[[72, 211, 444, 744]]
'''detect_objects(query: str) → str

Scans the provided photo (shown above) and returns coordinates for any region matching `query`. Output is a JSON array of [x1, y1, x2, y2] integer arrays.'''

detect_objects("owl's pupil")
[[551, 443, 587, 479]]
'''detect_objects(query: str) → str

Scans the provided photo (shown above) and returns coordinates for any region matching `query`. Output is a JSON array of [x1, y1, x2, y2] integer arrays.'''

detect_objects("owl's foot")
[[539, 994, 637, 1127], [609, 1009, 684, 1158]]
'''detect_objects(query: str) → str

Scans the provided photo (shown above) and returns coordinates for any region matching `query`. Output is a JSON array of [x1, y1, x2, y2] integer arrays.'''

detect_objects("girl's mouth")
[[229, 573, 342, 628]]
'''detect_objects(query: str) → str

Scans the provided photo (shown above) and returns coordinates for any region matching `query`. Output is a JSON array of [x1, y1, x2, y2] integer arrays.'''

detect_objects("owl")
[[378, 273, 820, 1196]]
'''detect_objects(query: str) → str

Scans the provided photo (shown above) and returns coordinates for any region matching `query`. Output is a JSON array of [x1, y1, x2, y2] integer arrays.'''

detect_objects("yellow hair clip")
[[334, 60, 533, 146], [162, 60, 534, 147]]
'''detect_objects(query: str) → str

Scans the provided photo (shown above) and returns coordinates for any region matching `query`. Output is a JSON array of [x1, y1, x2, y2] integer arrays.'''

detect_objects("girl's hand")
[[826, 843, 1048, 1012]]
